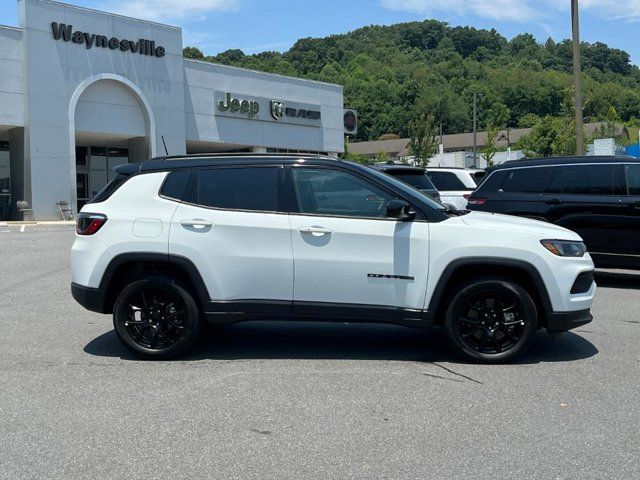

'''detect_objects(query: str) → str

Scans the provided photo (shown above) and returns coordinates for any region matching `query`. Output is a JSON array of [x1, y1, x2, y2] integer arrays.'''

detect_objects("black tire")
[[113, 276, 201, 359], [443, 278, 538, 363]]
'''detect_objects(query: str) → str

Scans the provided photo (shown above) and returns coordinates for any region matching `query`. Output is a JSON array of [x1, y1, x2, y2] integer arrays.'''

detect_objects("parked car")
[[425, 168, 484, 210], [71, 154, 594, 363], [467, 155, 640, 269], [373, 164, 441, 202]]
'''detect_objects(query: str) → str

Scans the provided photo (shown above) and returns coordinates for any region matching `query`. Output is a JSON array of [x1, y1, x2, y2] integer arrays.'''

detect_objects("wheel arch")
[[100, 253, 210, 314], [425, 257, 553, 327]]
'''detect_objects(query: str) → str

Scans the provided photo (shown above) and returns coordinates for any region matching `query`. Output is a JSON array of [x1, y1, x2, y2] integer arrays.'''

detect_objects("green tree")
[[184, 18, 640, 142], [375, 150, 390, 163], [408, 112, 438, 166], [183, 46, 205, 60]]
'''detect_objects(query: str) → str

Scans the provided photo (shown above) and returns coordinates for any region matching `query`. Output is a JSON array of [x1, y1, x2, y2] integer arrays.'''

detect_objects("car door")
[[496, 166, 553, 219], [286, 165, 430, 319], [620, 163, 640, 261], [168, 165, 293, 313], [538, 163, 623, 257]]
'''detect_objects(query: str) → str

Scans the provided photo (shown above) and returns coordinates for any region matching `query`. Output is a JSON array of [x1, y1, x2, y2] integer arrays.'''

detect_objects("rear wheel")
[[444, 278, 538, 363], [113, 277, 201, 359]]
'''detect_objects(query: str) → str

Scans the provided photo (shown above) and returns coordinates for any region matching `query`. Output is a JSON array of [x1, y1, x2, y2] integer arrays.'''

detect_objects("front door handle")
[[299, 226, 333, 236], [181, 219, 214, 229], [628, 201, 640, 209], [545, 198, 563, 205]]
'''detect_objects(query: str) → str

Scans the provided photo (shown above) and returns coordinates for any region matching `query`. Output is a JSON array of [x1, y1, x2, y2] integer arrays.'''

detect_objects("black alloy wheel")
[[444, 279, 538, 363], [113, 277, 201, 359]]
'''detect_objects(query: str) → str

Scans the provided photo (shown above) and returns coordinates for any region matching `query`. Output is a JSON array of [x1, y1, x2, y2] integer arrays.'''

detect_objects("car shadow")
[[84, 321, 598, 364], [595, 270, 640, 290]]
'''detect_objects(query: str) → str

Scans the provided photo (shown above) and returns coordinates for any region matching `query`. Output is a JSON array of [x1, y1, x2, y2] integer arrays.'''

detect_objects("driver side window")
[[291, 168, 396, 218]]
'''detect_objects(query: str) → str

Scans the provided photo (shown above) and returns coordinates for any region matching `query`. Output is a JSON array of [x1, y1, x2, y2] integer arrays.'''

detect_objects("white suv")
[[425, 167, 485, 210], [71, 154, 595, 362]]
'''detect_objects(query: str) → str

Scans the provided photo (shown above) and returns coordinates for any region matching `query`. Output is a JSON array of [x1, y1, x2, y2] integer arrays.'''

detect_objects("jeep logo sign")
[[214, 91, 322, 127], [217, 93, 260, 118]]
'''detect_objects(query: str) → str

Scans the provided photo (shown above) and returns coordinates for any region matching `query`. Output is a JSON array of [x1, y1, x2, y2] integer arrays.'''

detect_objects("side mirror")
[[386, 199, 415, 221]]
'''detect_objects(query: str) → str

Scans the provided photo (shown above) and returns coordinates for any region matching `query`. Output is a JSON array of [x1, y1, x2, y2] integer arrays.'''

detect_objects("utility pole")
[[572, 0, 584, 155], [472, 93, 478, 164]]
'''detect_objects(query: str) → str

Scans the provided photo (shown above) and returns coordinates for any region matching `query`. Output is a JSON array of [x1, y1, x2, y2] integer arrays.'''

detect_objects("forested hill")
[[183, 19, 640, 142]]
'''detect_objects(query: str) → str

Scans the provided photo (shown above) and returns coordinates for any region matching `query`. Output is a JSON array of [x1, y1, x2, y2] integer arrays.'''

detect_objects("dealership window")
[[76, 146, 130, 210], [267, 148, 328, 155], [0, 141, 10, 221], [197, 167, 280, 212]]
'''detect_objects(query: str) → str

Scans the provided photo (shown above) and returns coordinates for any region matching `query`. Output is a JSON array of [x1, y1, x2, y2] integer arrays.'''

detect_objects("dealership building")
[[0, 0, 349, 220]]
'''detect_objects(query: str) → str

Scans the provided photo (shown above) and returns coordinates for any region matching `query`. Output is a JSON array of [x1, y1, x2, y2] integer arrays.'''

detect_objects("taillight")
[[463, 194, 471, 200], [76, 213, 108, 235], [466, 197, 487, 206]]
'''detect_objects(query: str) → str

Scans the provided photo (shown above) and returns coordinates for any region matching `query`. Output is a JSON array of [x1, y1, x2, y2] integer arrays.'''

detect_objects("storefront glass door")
[[76, 146, 129, 210], [0, 142, 10, 221]]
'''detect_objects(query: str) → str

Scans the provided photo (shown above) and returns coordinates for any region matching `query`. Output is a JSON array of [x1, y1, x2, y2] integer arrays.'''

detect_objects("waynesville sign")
[[216, 92, 321, 126], [51, 22, 166, 58]]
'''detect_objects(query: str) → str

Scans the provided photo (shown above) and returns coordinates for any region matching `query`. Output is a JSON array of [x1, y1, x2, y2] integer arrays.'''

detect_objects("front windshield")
[[358, 164, 448, 210]]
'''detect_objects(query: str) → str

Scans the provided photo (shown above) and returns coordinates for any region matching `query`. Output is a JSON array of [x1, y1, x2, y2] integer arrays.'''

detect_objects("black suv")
[[468, 155, 640, 269], [373, 164, 440, 202]]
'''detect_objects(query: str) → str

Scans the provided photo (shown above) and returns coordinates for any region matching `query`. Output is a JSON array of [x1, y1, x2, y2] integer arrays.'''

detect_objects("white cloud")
[[381, 0, 640, 22], [109, 0, 239, 22]]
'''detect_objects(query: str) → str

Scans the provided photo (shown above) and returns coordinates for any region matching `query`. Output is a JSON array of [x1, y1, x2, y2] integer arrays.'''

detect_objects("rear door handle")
[[545, 198, 563, 205], [299, 226, 333, 236], [181, 219, 214, 229], [628, 201, 640, 208]]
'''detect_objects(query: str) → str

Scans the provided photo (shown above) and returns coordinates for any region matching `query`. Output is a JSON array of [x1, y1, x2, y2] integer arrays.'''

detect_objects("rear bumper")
[[71, 282, 107, 314], [546, 309, 593, 332]]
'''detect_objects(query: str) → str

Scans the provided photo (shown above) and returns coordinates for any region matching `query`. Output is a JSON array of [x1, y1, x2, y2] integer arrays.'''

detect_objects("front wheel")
[[113, 277, 201, 359], [443, 278, 538, 363]]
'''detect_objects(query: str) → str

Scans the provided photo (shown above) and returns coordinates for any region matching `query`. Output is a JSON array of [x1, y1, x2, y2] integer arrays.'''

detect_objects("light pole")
[[472, 93, 482, 164], [572, 0, 584, 155]]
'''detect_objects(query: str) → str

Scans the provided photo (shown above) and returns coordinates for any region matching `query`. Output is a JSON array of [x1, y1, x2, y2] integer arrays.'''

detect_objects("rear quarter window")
[[426, 171, 467, 191], [89, 173, 130, 203], [160, 170, 191, 201]]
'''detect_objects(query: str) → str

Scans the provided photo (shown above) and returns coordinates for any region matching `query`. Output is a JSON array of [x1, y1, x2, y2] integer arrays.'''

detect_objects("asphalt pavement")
[[0, 224, 638, 479]]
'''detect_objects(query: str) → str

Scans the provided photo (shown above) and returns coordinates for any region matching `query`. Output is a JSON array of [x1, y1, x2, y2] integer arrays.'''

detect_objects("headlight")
[[541, 240, 587, 257]]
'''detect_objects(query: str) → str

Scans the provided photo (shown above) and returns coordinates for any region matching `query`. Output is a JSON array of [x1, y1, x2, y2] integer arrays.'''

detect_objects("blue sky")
[[1, 0, 639, 63]]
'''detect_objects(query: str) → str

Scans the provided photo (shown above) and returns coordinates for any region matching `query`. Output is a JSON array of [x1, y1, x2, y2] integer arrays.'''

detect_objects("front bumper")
[[546, 309, 593, 332], [71, 282, 107, 314]]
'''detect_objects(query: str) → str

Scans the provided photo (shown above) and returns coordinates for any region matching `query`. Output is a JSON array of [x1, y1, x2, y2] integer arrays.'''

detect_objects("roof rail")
[[146, 152, 335, 162]]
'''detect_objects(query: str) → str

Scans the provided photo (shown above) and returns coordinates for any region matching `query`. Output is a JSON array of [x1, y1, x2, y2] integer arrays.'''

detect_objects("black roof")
[[489, 155, 640, 171]]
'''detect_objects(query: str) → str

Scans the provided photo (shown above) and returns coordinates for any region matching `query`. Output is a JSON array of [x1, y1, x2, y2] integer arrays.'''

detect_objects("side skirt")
[[203, 300, 430, 329]]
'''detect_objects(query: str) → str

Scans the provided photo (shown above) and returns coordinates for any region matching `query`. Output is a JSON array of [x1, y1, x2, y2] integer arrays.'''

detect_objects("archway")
[[68, 74, 156, 210]]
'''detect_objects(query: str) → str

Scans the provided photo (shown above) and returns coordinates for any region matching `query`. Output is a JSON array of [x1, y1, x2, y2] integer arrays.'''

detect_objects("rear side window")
[[197, 167, 280, 212], [547, 164, 616, 195], [501, 167, 552, 193], [427, 171, 467, 191], [160, 170, 190, 201], [89, 173, 130, 203], [393, 173, 436, 190], [624, 164, 640, 195]]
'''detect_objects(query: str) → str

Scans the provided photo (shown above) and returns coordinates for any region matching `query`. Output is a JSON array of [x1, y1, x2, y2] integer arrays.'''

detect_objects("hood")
[[460, 211, 582, 240]]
